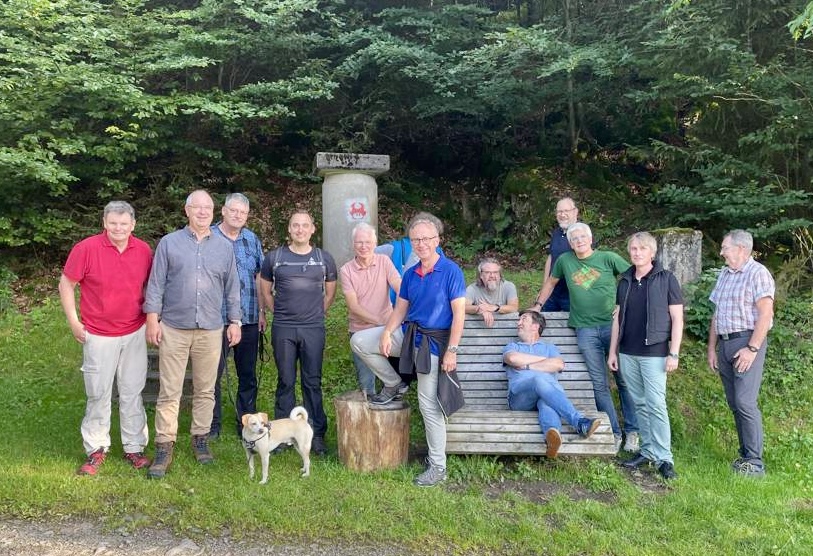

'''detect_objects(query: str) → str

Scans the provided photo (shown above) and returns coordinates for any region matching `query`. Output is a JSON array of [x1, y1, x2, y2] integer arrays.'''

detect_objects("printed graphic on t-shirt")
[[571, 265, 601, 289]]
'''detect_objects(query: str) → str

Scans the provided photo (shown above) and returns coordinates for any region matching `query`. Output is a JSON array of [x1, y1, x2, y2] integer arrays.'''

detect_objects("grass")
[[1, 273, 812, 555]]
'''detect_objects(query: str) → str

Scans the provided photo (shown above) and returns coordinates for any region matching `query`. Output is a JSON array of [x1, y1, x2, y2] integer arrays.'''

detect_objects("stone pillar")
[[654, 229, 703, 286], [315, 152, 390, 267]]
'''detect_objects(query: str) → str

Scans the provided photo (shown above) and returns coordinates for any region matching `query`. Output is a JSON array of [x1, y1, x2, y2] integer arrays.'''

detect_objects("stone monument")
[[314, 152, 390, 267], [654, 228, 703, 286]]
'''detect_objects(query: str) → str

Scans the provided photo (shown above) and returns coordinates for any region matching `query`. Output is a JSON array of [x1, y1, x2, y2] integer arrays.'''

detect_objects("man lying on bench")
[[502, 310, 602, 458]]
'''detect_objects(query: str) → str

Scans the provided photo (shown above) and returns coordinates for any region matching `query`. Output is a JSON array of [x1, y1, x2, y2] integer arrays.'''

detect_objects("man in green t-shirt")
[[532, 222, 639, 452]]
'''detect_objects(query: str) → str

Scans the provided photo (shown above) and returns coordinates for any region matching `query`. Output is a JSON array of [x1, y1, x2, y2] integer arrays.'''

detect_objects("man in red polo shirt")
[[59, 201, 153, 476]]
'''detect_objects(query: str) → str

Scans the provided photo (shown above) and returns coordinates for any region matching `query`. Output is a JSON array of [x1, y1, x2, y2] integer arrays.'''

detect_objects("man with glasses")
[[542, 197, 580, 311], [707, 230, 774, 477], [532, 222, 639, 453], [209, 193, 265, 440], [465, 258, 519, 327], [351, 212, 466, 486], [340, 223, 402, 396], [143, 190, 241, 478]]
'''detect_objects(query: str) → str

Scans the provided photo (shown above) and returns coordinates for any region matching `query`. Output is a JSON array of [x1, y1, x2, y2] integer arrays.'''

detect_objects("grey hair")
[[351, 222, 378, 243], [566, 222, 592, 242], [408, 211, 444, 236], [725, 229, 753, 252], [224, 192, 250, 209], [103, 201, 135, 220], [627, 232, 658, 258], [476, 257, 503, 287]]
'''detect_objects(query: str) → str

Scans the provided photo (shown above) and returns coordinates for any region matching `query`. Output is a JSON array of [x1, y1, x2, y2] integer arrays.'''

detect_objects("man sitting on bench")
[[502, 310, 601, 458]]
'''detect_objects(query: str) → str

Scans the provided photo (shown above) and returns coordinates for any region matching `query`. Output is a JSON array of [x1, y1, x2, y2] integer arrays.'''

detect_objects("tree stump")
[[333, 390, 410, 472]]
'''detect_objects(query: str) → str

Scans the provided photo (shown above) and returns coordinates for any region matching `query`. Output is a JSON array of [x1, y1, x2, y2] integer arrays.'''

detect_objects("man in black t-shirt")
[[259, 210, 337, 456]]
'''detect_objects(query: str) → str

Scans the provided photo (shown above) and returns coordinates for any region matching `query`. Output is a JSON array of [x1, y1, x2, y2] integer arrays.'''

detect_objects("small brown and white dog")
[[241, 407, 313, 483]]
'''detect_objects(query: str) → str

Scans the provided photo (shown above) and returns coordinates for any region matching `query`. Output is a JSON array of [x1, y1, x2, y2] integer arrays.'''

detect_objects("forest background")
[[1, 0, 812, 274]]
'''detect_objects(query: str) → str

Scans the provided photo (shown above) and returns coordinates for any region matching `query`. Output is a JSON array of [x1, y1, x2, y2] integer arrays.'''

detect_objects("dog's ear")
[[259, 412, 269, 423], [241, 414, 251, 427]]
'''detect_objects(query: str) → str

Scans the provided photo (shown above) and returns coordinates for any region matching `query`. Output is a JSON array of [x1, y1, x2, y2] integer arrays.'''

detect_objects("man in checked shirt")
[[707, 229, 775, 478]]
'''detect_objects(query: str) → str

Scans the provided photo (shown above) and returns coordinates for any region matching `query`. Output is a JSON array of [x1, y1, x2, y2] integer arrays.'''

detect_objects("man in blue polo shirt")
[[351, 212, 465, 487]]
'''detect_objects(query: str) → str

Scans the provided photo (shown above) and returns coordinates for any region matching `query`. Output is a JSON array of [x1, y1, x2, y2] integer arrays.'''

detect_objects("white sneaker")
[[623, 432, 640, 453], [614, 434, 623, 452]]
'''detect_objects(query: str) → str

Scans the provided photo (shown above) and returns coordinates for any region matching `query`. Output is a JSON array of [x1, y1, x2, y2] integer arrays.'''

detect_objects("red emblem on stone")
[[349, 202, 367, 219]]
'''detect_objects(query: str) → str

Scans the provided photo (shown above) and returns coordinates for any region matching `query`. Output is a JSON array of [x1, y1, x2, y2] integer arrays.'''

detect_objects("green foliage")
[[682, 268, 720, 340], [0, 266, 17, 315]]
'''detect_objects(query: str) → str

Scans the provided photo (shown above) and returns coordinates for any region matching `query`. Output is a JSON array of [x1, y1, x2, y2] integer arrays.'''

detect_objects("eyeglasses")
[[556, 208, 576, 215], [480, 270, 500, 275], [226, 207, 249, 216], [410, 236, 438, 245]]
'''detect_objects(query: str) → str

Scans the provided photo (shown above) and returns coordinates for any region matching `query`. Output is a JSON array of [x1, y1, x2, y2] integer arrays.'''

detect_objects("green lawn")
[[1, 277, 811, 555]]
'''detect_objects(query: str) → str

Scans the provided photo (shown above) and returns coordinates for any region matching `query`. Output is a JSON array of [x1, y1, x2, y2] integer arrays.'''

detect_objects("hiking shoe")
[[414, 464, 447, 487], [123, 452, 151, 470], [147, 442, 174, 479], [545, 429, 562, 458], [208, 429, 220, 441], [736, 460, 765, 478], [312, 436, 328, 456], [622, 453, 653, 469], [658, 462, 678, 480], [623, 432, 640, 453], [576, 418, 601, 439], [370, 382, 408, 405], [192, 434, 214, 464], [731, 457, 746, 471], [77, 449, 106, 476]]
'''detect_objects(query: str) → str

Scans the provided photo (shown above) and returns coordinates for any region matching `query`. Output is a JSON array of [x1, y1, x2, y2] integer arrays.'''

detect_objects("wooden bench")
[[446, 312, 616, 456]]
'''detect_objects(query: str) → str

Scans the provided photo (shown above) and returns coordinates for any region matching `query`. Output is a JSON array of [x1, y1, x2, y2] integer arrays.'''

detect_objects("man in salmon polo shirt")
[[59, 200, 154, 476], [340, 222, 401, 396]]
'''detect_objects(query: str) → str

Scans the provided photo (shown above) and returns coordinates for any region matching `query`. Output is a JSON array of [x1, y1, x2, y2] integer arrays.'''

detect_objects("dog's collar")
[[242, 423, 271, 450]]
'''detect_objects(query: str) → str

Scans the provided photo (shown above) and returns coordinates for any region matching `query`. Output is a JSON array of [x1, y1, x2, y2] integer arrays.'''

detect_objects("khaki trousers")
[[154, 324, 222, 443]]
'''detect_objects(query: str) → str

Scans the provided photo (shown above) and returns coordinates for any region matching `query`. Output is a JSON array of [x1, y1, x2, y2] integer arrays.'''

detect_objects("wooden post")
[[333, 390, 410, 472]]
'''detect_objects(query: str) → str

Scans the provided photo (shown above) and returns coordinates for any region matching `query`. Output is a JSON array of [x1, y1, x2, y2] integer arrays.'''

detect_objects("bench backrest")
[[457, 312, 597, 412]]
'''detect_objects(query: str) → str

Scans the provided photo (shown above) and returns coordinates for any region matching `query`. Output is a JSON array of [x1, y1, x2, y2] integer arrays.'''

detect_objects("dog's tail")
[[289, 406, 309, 422]]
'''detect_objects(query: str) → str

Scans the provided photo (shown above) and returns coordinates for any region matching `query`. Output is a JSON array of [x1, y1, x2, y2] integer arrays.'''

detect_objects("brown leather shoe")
[[192, 434, 214, 464], [545, 428, 562, 458]]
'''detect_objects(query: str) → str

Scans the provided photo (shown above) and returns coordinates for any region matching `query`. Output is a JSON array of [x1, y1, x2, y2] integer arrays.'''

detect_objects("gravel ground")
[[0, 518, 410, 556]]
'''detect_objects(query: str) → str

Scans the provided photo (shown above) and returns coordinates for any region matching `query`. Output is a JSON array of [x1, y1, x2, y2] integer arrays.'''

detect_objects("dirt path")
[[0, 518, 406, 556]]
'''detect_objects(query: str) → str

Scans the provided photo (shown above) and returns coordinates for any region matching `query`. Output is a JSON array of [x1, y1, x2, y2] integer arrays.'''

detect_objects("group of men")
[[59, 192, 775, 485], [60, 192, 337, 479]]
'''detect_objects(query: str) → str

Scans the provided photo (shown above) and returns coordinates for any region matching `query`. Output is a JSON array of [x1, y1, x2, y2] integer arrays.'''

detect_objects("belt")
[[718, 330, 752, 341]]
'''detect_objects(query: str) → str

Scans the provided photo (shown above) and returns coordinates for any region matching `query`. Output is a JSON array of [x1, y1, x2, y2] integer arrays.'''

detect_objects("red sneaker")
[[77, 449, 106, 476], [123, 452, 151, 470]]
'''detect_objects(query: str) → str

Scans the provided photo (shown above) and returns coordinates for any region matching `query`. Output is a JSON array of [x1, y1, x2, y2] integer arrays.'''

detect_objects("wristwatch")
[[230, 320, 242, 327], [447, 345, 459, 354], [746, 344, 759, 353], [668, 353, 679, 359]]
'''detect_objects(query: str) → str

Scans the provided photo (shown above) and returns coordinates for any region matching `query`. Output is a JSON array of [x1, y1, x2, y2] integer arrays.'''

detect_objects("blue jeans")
[[619, 354, 672, 464], [576, 325, 638, 436], [508, 370, 583, 433], [349, 332, 377, 395]]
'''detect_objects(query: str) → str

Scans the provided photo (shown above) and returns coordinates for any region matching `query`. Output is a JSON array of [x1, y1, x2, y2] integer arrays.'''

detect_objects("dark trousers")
[[717, 336, 766, 463], [271, 324, 327, 437], [542, 288, 570, 312], [212, 323, 259, 435]]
